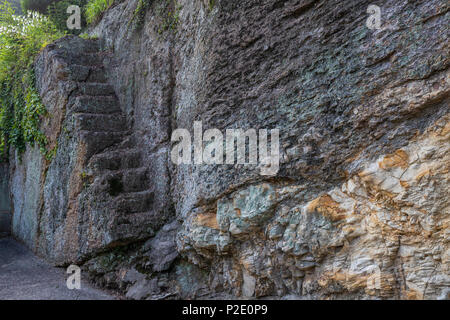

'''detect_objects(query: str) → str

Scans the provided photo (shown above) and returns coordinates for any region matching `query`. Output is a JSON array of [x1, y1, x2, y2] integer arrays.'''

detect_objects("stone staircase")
[[57, 37, 158, 251], [86, 134, 158, 242]]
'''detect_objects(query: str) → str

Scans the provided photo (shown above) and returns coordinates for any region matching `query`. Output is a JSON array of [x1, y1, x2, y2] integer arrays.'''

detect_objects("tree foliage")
[[0, 0, 64, 159]]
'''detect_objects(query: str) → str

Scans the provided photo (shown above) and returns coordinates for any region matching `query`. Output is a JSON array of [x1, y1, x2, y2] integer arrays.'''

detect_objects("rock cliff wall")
[[0, 163, 11, 238], [8, 0, 449, 299]]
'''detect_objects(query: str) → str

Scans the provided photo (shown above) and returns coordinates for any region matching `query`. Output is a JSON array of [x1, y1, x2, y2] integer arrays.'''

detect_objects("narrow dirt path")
[[0, 238, 115, 300]]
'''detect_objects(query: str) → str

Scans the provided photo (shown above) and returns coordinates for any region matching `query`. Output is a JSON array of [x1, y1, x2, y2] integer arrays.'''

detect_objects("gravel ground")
[[0, 238, 115, 300]]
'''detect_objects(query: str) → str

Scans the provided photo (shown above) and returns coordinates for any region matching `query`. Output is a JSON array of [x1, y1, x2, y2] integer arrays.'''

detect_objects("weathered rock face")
[[8, 0, 449, 299], [10, 36, 173, 264], [0, 163, 11, 238], [178, 119, 450, 299]]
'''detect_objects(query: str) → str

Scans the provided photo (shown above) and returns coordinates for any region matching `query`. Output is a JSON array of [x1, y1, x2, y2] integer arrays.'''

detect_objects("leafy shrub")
[[0, 0, 64, 159], [84, 0, 113, 25]]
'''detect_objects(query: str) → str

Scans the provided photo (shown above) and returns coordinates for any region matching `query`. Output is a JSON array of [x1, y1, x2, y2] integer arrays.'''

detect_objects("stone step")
[[65, 65, 107, 83], [80, 131, 130, 160], [115, 190, 155, 214], [115, 211, 159, 227], [79, 83, 116, 96], [71, 96, 121, 114], [87, 67, 108, 83], [66, 64, 91, 81], [76, 53, 104, 67], [89, 148, 141, 171], [74, 113, 127, 132], [116, 134, 138, 149], [120, 168, 150, 193], [94, 168, 150, 196], [90, 134, 139, 161], [50, 36, 100, 54], [109, 211, 160, 242]]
